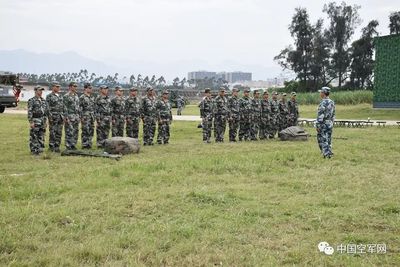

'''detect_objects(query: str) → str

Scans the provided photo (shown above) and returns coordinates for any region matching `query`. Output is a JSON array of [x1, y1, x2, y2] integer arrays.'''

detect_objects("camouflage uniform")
[[288, 99, 299, 126], [111, 95, 125, 137], [63, 92, 80, 150], [260, 99, 271, 139], [199, 96, 214, 142], [125, 95, 141, 138], [28, 94, 47, 154], [176, 96, 184, 115], [316, 97, 335, 157], [228, 95, 240, 142], [213, 95, 228, 142], [46, 92, 64, 151], [278, 99, 289, 132], [80, 93, 95, 148], [250, 97, 262, 140], [156, 98, 173, 144], [95, 95, 111, 148], [238, 95, 252, 141], [269, 98, 280, 138], [141, 95, 157, 145]]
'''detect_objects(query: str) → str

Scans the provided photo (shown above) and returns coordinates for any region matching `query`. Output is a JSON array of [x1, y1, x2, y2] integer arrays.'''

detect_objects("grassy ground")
[[178, 103, 400, 121], [1, 114, 399, 266]]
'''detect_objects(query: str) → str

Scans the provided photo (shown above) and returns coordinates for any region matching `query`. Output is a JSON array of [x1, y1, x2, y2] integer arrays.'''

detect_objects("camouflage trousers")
[[250, 115, 261, 140], [288, 115, 298, 127], [228, 116, 240, 142], [64, 114, 79, 150], [29, 118, 46, 154], [269, 115, 279, 138], [278, 115, 289, 132], [202, 116, 213, 142], [48, 114, 63, 151], [317, 123, 333, 156], [214, 115, 227, 142], [81, 114, 95, 149], [96, 116, 111, 148], [112, 114, 125, 137], [259, 117, 271, 140], [143, 116, 157, 145], [177, 106, 183, 115], [126, 115, 140, 139], [157, 119, 171, 144], [239, 116, 251, 141]]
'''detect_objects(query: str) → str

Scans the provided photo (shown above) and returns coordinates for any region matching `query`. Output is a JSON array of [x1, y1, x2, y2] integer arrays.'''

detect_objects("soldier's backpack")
[[279, 126, 309, 141]]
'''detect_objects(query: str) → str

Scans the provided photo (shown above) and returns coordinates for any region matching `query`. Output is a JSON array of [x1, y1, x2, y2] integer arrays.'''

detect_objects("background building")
[[226, 72, 252, 83], [188, 71, 217, 80]]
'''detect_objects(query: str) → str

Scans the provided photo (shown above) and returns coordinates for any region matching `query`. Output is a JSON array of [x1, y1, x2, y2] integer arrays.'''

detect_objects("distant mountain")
[[0, 49, 114, 75]]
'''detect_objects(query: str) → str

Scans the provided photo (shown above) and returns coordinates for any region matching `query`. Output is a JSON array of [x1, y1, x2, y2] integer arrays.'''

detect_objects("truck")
[[0, 71, 21, 113]]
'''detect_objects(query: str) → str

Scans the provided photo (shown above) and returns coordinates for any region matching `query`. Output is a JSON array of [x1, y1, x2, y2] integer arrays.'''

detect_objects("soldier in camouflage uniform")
[[176, 96, 185, 116], [141, 87, 157, 146], [269, 91, 280, 138], [28, 86, 47, 155], [46, 81, 63, 152], [250, 90, 261, 141], [199, 88, 213, 143], [214, 87, 229, 142], [63, 82, 80, 150], [125, 87, 141, 138], [316, 87, 335, 158], [260, 91, 271, 140], [238, 89, 252, 141], [278, 93, 289, 132], [288, 92, 299, 126], [79, 83, 95, 149], [111, 86, 125, 137], [95, 85, 111, 148], [228, 88, 240, 142], [156, 90, 173, 144]]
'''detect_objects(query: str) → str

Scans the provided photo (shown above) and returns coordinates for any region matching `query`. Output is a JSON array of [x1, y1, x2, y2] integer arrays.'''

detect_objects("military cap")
[[34, 86, 44, 91], [318, 87, 331, 94], [253, 90, 259, 94], [99, 85, 109, 90], [244, 89, 250, 93], [69, 82, 78, 87], [51, 81, 60, 87], [282, 93, 287, 96], [291, 92, 297, 96], [146, 87, 153, 92], [130, 87, 138, 91], [162, 90, 169, 95], [204, 88, 211, 93], [219, 87, 226, 92], [232, 88, 239, 92], [84, 82, 92, 89], [263, 91, 269, 95], [115, 86, 122, 90], [15, 84, 23, 88], [272, 91, 278, 95]]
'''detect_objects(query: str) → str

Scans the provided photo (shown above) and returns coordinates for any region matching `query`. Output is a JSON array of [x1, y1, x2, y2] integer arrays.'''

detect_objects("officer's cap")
[[318, 87, 331, 94], [204, 88, 211, 93], [34, 86, 44, 91], [69, 82, 78, 87], [130, 87, 138, 91], [291, 92, 297, 96], [51, 81, 60, 87], [244, 89, 250, 93], [219, 87, 226, 92], [99, 85, 108, 90]]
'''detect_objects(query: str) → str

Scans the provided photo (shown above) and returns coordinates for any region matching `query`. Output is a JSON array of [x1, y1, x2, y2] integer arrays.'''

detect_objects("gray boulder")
[[104, 137, 140, 154], [279, 126, 309, 141]]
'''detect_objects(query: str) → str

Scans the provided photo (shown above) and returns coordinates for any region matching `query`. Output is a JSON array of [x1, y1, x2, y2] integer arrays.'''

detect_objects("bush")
[[296, 90, 373, 105]]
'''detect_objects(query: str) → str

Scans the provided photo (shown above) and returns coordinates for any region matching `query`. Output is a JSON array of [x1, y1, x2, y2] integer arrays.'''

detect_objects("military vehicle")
[[0, 71, 20, 113]]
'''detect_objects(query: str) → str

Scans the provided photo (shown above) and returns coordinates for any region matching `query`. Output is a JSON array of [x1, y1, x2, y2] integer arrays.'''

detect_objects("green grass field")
[[178, 103, 400, 121], [1, 114, 399, 266]]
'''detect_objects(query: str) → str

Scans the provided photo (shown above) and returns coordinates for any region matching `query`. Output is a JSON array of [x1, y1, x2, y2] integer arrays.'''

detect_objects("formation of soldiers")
[[199, 87, 299, 143], [27, 82, 172, 155]]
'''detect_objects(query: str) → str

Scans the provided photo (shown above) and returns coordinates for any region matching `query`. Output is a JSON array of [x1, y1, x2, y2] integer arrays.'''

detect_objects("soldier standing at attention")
[[260, 91, 271, 140], [278, 93, 289, 132], [176, 95, 184, 115], [288, 92, 299, 126], [28, 86, 47, 155], [95, 85, 111, 148], [141, 87, 157, 146], [214, 87, 229, 143], [238, 89, 252, 141], [63, 82, 80, 150], [125, 87, 141, 138], [228, 88, 240, 142], [111, 86, 125, 137], [316, 87, 335, 158], [156, 90, 173, 144], [269, 91, 280, 138], [250, 90, 262, 141], [46, 81, 63, 152], [80, 83, 95, 149], [199, 88, 213, 143]]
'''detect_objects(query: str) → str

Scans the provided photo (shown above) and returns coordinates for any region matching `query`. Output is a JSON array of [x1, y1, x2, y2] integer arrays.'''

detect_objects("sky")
[[0, 0, 397, 80]]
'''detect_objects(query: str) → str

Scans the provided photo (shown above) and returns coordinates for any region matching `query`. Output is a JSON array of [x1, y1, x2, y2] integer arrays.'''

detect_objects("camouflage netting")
[[373, 34, 400, 108]]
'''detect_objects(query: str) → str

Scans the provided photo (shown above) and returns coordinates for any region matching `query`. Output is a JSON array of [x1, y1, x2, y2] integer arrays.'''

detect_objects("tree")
[[349, 20, 379, 88], [323, 2, 361, 88], [172, 77, 180, 87], [389, 11, 400, 35]]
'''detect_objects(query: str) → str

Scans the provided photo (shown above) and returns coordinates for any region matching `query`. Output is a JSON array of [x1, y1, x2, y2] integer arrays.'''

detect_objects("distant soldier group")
[[27, 82, 172, 155], [199, 87, 299, 143]]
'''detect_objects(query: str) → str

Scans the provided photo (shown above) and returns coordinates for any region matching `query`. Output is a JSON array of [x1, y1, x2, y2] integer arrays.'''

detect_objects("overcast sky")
[[0, 0, 397, 80]]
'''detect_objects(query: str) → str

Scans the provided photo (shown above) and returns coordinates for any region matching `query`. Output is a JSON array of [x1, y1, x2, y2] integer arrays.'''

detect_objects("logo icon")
[[318, 241, 335, 255]]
